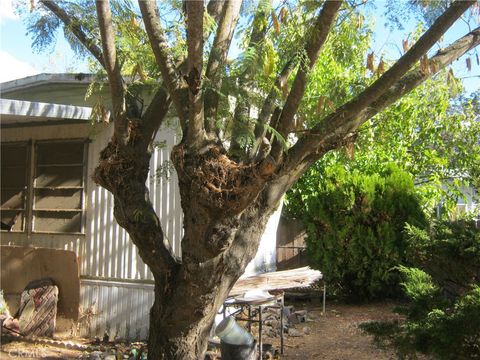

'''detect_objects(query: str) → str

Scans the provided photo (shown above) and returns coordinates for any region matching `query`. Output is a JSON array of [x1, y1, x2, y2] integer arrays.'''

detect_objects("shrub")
[[289, 164, 427, 300], [405, 220, 480, 299], [361, 221, 480, 359]]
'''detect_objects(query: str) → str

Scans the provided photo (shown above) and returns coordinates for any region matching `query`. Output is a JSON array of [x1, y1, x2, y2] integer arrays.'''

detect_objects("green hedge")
[[288, 164, 427, 300], [362, 220, 480, 359]]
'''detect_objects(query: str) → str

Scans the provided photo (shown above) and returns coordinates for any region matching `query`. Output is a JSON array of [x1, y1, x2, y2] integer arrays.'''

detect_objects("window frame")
[[1, 138, 88, 235], [0, 141, 30, 232]]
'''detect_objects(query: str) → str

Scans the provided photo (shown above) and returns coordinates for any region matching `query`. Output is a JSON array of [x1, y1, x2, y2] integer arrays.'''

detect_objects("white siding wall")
[[82, 122, 182, 281], [79, 279, 154, 340]]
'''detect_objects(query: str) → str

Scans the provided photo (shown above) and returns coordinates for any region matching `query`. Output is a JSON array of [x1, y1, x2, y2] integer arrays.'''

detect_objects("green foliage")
[[405, 220, 480, 299], [288, 164, 427, 300], [362, 221, 480, 359]]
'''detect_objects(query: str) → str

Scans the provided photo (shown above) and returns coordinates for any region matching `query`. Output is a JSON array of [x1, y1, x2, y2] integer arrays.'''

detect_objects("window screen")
[[0, 143, 28, 232], [32, 141, 85, 234]]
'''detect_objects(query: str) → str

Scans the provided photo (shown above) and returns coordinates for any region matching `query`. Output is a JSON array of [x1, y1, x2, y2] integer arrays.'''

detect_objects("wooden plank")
[[230, 267, 322, 296]]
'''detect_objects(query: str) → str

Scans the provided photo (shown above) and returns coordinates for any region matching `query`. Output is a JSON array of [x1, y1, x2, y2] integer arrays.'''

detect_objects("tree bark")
[[146, 188, 277, 359]]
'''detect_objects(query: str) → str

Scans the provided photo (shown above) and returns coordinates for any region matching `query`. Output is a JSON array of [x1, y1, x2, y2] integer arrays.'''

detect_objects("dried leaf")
[[402, 39, 409, 53], [130, 16, 138, 28], [356, 14, 364, 28], [377, 58, 385, 74], [279, 7, 288, 23], [317, 96, 326, 113], [345, 142, 355, 160], [429, 59, 438, 74], [326, 99, 335, 111], [272, 11, 280, 35], [466, 57, 472, 72], [447, 68, 455, 86], [420, 55, 430, 74], [367, 52, 374, 72]]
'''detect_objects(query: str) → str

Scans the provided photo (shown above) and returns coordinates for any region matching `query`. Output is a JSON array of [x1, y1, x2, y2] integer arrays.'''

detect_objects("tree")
[[22, 1, 480, 358], [288, 73, 480, 222]]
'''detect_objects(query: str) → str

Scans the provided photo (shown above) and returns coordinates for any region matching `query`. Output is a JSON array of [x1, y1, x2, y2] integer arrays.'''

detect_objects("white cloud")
[[0, 51, 39, 83], [0, 0, 18, 24]]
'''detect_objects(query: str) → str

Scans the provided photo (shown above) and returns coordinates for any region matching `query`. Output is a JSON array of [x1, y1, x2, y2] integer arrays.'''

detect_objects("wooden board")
[[230, 266, 322, 296], [1, 245, 80, 319]]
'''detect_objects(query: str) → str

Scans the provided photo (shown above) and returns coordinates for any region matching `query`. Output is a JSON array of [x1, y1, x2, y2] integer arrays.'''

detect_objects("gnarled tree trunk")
[[95, 136, 279, 359]]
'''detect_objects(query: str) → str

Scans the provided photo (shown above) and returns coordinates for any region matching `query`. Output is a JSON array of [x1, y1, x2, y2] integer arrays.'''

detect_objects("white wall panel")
[[83, 121, 183, 280], [79, 279, 154, 340]]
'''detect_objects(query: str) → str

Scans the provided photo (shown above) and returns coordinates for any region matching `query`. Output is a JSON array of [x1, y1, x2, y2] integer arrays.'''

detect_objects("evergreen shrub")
[[361, 220, 480, 359], [289, 164, 427, 300]]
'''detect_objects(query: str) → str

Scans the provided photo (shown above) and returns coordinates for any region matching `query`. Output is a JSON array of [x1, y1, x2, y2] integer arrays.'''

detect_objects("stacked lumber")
[[230, 267, 322, 296]]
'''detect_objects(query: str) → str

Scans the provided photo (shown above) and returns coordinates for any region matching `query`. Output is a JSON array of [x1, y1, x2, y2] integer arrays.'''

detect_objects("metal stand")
[[223, 291, 284, 359]]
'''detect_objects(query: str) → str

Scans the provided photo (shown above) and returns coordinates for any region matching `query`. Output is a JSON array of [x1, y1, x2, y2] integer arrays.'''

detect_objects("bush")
[[361, 221, 480, 359], [405, 220, 480, 299], [288, 164, 427, 300]]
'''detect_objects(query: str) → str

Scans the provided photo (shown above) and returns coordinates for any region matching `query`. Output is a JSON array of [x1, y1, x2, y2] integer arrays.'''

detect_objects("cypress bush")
[[290, 164, 427, 300], [362, 221, 480, 359]]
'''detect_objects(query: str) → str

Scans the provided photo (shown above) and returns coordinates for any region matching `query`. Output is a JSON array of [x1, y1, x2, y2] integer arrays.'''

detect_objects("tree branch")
[[283, 25, 480, 180], [204, 0, 243, 134], [139, 0, 188, 127], [269, 0, 343, 161], [249, 59, 295, 161], [207, 0, 226, 25], [185, 0, 206, 147], [141, 86, 172, 151], [229, 0, 272, 157], [95, 0, 127, 143], [362, 26, 480, 126], [40, 0, 105, 68], [329, 0, 475, 121]]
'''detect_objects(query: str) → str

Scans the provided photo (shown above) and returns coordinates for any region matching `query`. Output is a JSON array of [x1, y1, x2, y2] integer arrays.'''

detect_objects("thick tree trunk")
[[95, 138, 279, 359], [147, 206, 273, 359]]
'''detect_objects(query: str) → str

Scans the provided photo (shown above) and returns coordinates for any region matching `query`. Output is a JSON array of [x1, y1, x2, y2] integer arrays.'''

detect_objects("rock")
[[283, 306, 294, 318], [288, 313, 300, 325], [88, 351, 103, 360], [104, 354, 116, 360], [294, 311, 307, 323], [288, 328, 303, 337], [303, 326, 311, 335]]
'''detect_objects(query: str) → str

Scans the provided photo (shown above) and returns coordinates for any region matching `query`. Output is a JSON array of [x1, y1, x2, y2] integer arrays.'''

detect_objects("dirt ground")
[[278, 300, 402, 360], [0, 301, 403, 359]]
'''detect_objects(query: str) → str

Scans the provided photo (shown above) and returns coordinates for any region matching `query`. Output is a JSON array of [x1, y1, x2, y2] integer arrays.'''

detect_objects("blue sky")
[[0, 0, 89, 82], [0, 0, 478, 93]]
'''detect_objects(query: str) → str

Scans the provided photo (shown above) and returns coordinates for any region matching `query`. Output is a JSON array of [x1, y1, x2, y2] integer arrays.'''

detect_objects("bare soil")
[[0, 301, 403, 359], [278, 300, 402, 360]]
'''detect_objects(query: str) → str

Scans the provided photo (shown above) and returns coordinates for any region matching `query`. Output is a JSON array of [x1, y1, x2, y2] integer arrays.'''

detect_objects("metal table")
[[223, 291, 284, 359]]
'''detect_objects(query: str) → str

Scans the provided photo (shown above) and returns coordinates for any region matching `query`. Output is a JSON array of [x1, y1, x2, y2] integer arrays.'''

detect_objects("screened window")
[[0, 143, 28, 232], [1, 140, 87, 234]]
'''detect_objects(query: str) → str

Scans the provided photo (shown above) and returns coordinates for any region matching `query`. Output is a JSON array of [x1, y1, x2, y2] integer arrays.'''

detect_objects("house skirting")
[[79, 278, 154, 340]]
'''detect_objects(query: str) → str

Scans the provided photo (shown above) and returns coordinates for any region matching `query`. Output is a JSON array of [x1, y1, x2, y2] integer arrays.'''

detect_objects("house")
[[0, 73, 281, 339]]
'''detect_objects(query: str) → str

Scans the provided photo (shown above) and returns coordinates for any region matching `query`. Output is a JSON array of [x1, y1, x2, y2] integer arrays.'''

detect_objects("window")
[[1, 140, 87, 234], [1, 143, 28, 232]]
